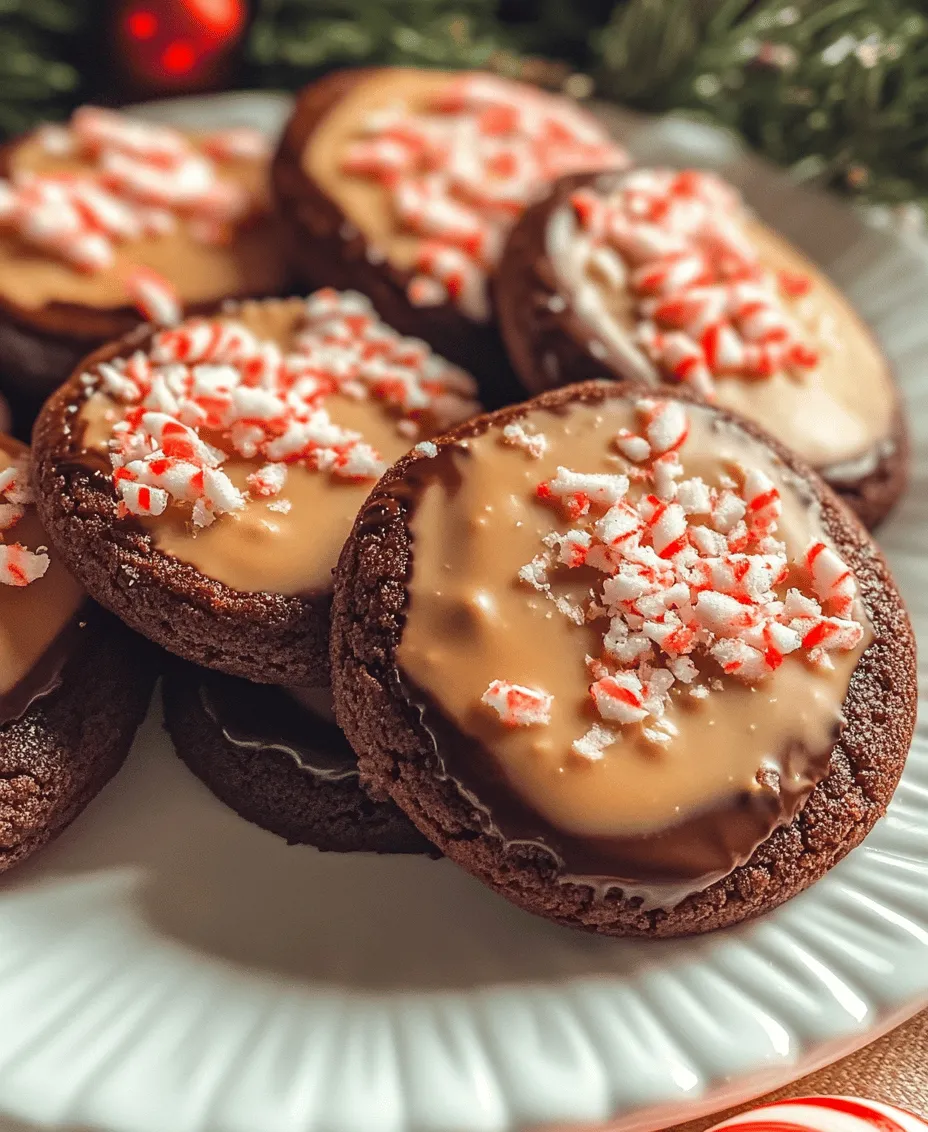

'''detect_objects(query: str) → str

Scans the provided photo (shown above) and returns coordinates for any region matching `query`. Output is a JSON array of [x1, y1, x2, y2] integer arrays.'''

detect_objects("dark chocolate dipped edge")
[[271, 67, 523, 410], [330, 379, 917, 938], [0, 137, 291, 410], [0, 605, 157, 874], [494, 169, 909, 530], [30, 314, 332, 687], [162, 658, 437, 855], [0, 610, 88, 727], [341, 437, 843, 906]]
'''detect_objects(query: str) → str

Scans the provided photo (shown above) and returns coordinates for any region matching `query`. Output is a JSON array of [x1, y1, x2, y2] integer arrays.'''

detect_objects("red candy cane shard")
[[0, 457, 49, 587]]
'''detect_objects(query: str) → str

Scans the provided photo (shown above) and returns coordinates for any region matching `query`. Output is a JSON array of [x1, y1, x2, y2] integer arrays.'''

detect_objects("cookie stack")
[[0, 71, 919, 938], [31, 289, 478, 854]]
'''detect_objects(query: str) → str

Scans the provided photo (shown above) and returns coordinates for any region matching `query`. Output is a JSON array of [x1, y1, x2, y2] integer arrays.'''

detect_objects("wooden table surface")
[[673, 1008, 928, 1129]]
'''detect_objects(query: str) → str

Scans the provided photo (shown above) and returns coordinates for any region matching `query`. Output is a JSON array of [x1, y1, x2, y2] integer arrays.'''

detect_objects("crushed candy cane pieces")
[[0, 456, 50, 586], [84, 290, 479, 528], [486, 398, 866, 750], [341, 74, 627, 321], [0, 107, 269, 322], [568, 170, 821, 397], [124, 267, 181, 327]]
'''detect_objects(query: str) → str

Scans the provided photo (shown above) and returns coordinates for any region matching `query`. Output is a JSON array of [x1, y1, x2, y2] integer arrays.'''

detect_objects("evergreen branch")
[[596, 0, 928, 215]]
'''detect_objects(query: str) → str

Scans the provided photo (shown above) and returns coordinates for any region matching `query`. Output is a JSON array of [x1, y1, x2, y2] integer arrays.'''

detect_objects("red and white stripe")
[[708, 1096, 928, 1132], [481, 681, 553, 727]]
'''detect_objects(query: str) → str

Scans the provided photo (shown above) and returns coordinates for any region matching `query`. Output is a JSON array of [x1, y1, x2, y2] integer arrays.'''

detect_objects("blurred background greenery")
[[2, 0, 926, 223]]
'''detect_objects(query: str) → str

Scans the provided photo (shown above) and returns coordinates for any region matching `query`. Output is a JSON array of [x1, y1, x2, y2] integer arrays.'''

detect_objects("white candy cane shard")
[[590, 673, 648, 724], [125, 268, 182, 326], [546, 467, 629, 507], [246, 463, 287, 497], [572, 724, 618, 761]]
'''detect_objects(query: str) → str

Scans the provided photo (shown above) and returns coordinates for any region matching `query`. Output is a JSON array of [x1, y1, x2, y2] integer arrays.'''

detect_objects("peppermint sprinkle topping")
[[484, 399, 865, 754], [482, 680, 553, 727], [341, 74, 628, 321], [569, 169, 820, 397], [0, 107, 271, 323], [86, 289, 479, 528], [0, 457, 49, 587]]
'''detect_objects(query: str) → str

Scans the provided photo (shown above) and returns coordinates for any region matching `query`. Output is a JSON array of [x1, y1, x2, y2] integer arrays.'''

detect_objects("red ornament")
[[113, 0, 247, 96]]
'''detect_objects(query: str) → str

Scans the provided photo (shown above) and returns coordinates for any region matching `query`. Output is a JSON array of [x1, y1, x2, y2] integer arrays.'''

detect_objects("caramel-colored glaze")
[[147, 398, 411, 595], [398, 402, 869, 852], [78, 300, 418, 596], [0, 131, 288, 313], [306, 68, 456, 274], [549, 205, 896, 470], [0, 441, 84, 701]]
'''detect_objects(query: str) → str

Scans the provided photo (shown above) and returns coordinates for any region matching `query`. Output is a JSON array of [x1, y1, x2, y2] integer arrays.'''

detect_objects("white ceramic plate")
[[1, 94, 927, 1132]]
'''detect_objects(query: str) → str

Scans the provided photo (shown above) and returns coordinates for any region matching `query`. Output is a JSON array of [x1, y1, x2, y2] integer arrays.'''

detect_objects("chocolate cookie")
[[163, 660, 435, 854], [496, 169, 907, 528], [31, 291, 479, 685], [0, 108, 289, 413], [0, 436, 156, 874], [272, 67, 628, 406], [331, 381, 917, 937]]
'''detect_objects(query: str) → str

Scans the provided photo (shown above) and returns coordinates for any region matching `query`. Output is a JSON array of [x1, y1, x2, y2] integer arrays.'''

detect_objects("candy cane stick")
[[708, 1097, 928, 1132]]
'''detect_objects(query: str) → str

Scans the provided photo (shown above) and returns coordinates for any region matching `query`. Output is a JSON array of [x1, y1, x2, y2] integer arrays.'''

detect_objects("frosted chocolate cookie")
[[163, 660, 434, 854], [496, 169, 906, 528], [331, 382, 916, 937], [0, 107, 288, 406], [32, 290, 479, 685], [0, 436, 155, 874], [273, 68, 627, 402]]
